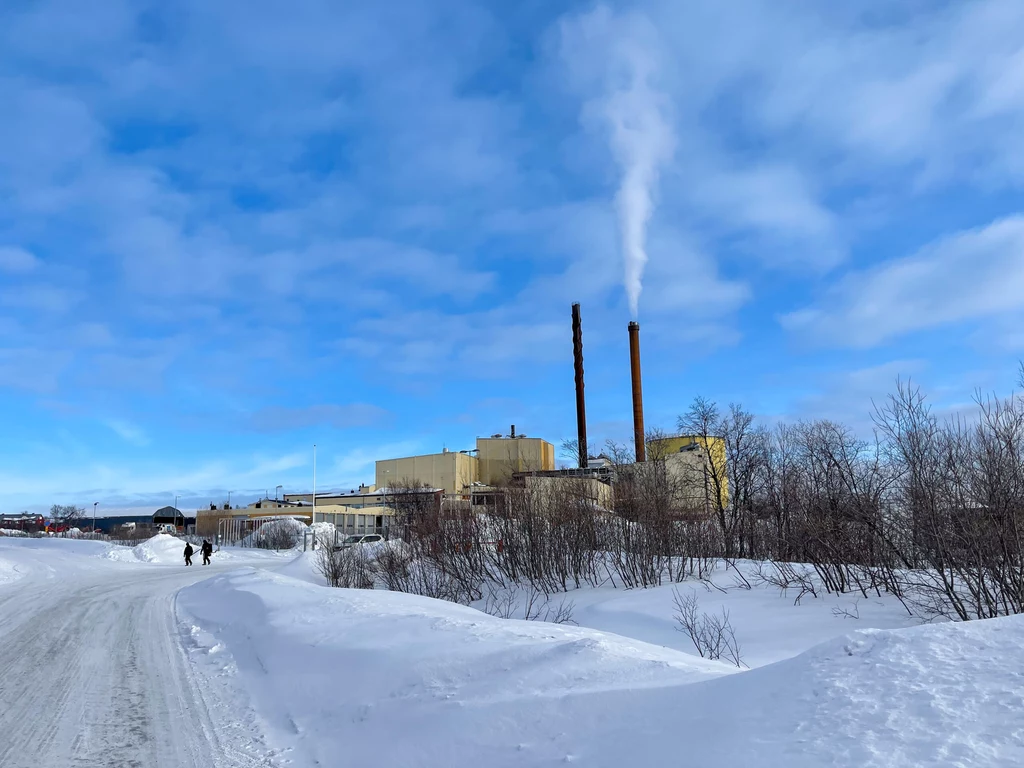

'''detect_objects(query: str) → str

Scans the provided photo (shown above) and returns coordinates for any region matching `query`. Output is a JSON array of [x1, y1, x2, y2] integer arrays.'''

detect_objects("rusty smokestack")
[[628, 321, 645, 462], [572, 303, 588, 469]]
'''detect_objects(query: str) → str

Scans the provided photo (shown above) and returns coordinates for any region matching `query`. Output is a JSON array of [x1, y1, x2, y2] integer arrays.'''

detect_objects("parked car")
[[332, 533, 384, 551]]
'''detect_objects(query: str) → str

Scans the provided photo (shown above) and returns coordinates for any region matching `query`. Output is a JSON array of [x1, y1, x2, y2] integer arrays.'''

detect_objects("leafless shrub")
[[752, 560, 819, 605], [671, 588, 744, 668], [316, 545, 376, 589], [256, 520, 300, 550], [832, 601, 861, 620], [482, 583, 578, 625]]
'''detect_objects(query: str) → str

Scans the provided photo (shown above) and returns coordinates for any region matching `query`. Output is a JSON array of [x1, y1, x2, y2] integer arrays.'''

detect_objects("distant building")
[[152, 506, 194, 528], [647, 434, 729, 511], [371, 430, 556, 494], [0, 513, 45, 534]]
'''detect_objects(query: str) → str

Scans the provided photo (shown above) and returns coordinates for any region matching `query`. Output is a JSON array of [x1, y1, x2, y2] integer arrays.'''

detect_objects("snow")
[[530, 565, 917, 667], [3, 535, 1023, 766], [177, 566, 1024, 767]]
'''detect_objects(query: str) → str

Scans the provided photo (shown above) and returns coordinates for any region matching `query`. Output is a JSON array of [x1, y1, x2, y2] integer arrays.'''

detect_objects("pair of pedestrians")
[[183, 540, 213, 566]]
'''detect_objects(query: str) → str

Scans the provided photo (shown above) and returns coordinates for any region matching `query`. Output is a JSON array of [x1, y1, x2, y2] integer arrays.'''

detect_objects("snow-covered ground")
[[2, 536, 1022, 766], [178, 566, 1024, 767], [0, 536, 291, 768]]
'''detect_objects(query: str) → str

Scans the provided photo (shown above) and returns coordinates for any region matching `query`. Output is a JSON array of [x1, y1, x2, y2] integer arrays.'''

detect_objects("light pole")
[[276, 484, 282, 502], [312, 444, 317, 526], [228, 490, 232, 509], [93, 502, 98, 535], [174, 495, 179, 531], [384, 470, 391, 538]]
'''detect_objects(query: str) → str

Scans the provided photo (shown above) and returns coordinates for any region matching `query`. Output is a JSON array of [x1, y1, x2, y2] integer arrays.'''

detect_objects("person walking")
[[201, 539, 213, 566], [183, 542, 194, 566]]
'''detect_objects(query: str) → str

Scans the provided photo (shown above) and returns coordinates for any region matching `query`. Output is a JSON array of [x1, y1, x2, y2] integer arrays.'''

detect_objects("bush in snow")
[[315, 544, 376, 590], [255, 519, 303, 550], [672, 587, 744, 668]]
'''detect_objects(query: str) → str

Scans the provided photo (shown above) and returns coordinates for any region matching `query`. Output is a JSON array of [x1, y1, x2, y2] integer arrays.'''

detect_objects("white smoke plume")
[[603, 37, 674, 319]]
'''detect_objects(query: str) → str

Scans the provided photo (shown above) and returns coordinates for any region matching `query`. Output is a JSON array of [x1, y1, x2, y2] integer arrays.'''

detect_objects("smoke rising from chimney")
[[603, 32, 674, 319]]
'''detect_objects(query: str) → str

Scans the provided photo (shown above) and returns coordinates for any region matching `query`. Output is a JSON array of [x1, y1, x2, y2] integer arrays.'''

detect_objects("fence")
[[216, 515, 311, 548]]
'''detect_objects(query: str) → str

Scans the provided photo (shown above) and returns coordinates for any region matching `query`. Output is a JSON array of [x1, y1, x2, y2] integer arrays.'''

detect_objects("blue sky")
[[2, 0, 1024, 512]]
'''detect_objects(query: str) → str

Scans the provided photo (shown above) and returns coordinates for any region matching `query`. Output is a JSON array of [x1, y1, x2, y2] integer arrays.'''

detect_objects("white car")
[[332, 533, 384, 551]]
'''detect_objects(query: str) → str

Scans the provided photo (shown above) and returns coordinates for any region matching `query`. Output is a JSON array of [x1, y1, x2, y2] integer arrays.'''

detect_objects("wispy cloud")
[[245, 404, 392, 433], [782, 216, 1024, 347], [0, 246, 39, 273], [1, 1, 1024, 509], [104, 419, 150, 447]]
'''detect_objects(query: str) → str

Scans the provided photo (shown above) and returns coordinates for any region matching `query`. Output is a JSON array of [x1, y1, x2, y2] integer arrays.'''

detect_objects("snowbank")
[[178, 569, 1024, 767], [101, 534, 297, 566], [0, 536, 124, 586], [178, 569, 733, 766], [523, 561, 917, 667]]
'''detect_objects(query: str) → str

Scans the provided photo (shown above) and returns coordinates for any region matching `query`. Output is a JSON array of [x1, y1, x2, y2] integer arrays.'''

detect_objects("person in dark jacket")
[[184, 542, 194, 566], [201, 539, 213, 566]]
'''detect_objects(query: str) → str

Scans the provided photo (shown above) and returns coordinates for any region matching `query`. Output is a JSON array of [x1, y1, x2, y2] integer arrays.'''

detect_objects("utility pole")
[[312, 444, 317, 550], [93, 502, 98, 535]]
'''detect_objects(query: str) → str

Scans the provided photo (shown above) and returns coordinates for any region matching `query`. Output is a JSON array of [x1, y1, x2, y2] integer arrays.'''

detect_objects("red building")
[[0, 513, 46, 534]]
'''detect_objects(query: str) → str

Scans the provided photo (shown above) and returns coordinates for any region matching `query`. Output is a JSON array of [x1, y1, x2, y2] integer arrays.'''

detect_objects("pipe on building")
[[572, 303, 588, 469], [628, 321, 645, 462]]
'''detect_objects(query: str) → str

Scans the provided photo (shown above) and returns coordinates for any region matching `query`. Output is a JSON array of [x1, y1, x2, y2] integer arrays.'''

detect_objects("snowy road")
[[0, 562, 276, 768]]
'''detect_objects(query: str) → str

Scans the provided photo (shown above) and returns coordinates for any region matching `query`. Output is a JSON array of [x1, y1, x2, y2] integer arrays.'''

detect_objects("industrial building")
[[375, 449, 478, 495], [372, 429, 556, 495], [235, 304, 727, 534], [647, 434, 729, 510]]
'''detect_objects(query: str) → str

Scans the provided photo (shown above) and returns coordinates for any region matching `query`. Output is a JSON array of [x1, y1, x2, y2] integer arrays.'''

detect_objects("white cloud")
[[782, 216, 1024, 347], [104, 419, 150, 447], [0, 284, 81, 314], [0, 449, 313, 511], [0, 246, 39, 273], [245, 403, 392, 432]]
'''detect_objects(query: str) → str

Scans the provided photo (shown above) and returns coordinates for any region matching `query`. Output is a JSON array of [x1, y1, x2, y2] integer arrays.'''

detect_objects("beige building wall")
[[376, 450, 479, 494], [286, 484, 376, 505], [313, 504, 392, 534], [286, 494, 383, 510], [524, 475, 614, 511], [663, 449, 717, 514], [476, 437, 555, 486]]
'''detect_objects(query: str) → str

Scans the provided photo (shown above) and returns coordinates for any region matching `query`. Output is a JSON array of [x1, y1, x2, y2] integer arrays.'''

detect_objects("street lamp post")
[[312, 443, 317, 529], [276, 484, 282, 502], [93, 502, 98, 535], [174, 495, 179, 531], [228, 490, 232, 509]]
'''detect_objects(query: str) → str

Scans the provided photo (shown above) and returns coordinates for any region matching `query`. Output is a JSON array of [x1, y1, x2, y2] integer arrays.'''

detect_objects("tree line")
[[319, 369, 1024, 623]]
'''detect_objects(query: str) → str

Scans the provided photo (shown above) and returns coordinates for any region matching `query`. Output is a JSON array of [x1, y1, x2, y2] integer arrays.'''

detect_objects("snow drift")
[[178, 568, 1024, 767]]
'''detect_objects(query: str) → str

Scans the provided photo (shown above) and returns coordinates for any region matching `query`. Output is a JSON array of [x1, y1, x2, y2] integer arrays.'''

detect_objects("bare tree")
[[677, 398, 769, 558], [50, 504, 84, 536], [560, 438, 585, 468]]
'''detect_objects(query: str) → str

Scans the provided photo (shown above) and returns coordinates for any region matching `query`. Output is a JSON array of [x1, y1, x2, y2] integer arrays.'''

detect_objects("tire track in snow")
[[0, 564, 279, 768]]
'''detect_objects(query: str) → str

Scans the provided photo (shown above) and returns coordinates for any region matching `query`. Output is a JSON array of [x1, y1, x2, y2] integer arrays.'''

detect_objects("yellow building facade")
[[476, 436, 556, 486], [647, 434, 729, 509], [376, 449, 479, 494], [372, 436, 556, 494]]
